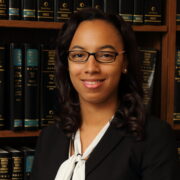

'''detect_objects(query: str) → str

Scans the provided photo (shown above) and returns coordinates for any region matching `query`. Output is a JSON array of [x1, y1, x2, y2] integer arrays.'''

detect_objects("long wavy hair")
[[55, 8, 145, 140]]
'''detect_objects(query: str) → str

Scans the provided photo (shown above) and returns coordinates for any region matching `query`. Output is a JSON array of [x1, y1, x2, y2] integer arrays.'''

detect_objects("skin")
[[68, 20, 127, 153]]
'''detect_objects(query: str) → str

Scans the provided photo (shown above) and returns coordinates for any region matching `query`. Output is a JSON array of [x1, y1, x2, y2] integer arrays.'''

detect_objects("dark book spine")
[[0, 45, 5, 130], [173, 49, 180, 124], [119, 0, 133, 23], [37, 0, 54, 21], [40, 44, 57, 127], [92, 0, 104, 12], [133, 0, 143, 25], [24, 44, 40, 130], [177, 0, 180, 25], [21, 0, 36, 21], [144, 0, 162, 25], [54, 0, 73, 22], [0, 148, 11, 179], [9, 43, 24, 130], [0, 0, 8, 19], [139, 48, 158, 111], [8, 0, 20, 20], [104, 0, 119, 14], [74, 0, 92, 13]]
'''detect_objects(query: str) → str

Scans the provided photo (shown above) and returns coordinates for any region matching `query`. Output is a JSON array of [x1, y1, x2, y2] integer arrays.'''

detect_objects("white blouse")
[[54, 120, 111, 180]]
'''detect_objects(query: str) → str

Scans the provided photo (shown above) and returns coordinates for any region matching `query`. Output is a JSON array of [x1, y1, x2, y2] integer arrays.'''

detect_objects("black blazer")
[[30, 116, 179, 180]]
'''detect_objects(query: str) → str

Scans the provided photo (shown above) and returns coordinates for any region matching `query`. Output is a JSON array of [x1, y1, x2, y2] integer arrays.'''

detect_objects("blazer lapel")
[[85, 124, 126, 176]]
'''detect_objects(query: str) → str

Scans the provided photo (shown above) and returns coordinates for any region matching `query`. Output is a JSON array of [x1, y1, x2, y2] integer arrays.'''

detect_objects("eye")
[[98, 52, 115, 58], [70, 51, 86, 59]]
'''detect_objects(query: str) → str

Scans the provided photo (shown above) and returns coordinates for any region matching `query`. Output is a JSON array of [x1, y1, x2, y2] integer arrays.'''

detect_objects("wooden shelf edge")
[[132, 25, 167, 32], [0, 130, 41, 138], [0, 20, 63, 29], [173, 124, 180, 130], [177, 25, 180, 31]]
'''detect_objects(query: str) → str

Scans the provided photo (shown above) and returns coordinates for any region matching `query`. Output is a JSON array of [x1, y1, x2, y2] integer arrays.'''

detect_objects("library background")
[[0, 0, 180, 179]]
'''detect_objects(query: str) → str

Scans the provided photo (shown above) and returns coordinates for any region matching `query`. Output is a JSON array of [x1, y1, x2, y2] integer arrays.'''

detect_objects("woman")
[[31, 8, 179, 180]]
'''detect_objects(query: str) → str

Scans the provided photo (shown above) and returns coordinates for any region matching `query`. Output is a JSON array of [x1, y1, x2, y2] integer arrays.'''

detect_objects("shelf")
[[174, 124, 180, 130], [132, 25, 168, 32], [177, 25, 180, 31], [0, 130, 41, 138], [0, 20, 63, 29]]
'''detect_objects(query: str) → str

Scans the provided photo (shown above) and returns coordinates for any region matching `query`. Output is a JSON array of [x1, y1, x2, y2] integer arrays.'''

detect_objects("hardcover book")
[[133, 0, 143, 25], [8, 0, 20, 20], [54, 0, 73, 22], [0, 44, 5, 129], [119, 0, 133, 23], [173, 49, 180, 124], [92, 0, 104, 12], [144, 0, 162, 25], [37, 0, 54, 21], [0, 0, 8, 19], [40, 44, 57, 127], [24, 43, 40, 130], [177, 0, 180, 25], [9, 43, 24, 130], [74, 0, 92, 13], [21, 0, 36, 21], [104, 0, 119, 14]]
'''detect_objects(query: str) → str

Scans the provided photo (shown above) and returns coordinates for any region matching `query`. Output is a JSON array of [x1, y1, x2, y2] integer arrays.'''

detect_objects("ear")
[[122, 55, 128, 74]]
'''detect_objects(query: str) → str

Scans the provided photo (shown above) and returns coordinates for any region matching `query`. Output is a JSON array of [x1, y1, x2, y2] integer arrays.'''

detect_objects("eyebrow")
[[70, 45, 117, 51]]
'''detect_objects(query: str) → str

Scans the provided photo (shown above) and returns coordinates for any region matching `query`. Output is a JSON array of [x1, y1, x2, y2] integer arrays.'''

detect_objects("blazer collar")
[[85, 123, 126, 176]]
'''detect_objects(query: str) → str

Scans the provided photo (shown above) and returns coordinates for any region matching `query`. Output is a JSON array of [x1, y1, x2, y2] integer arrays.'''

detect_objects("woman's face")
[[68, 19, 126, 105]]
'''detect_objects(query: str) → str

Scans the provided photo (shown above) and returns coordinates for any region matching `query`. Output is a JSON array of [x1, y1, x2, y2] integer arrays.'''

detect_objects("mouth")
[[81, 79, 105, 89]]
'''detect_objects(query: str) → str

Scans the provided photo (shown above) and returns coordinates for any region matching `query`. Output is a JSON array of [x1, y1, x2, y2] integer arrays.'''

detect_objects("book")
[[173, 49, 180, 124], [40, 44, 57, 127], [104, 0, 119, 14], [21, 0, 36, 21], [144, 0, 162, 25], [0, 148, 11, 179], [0, 44, 6, 130], [177, 0, 180, 25], [3, 146, 23, 180], [9, 43, 24, 130], [54, 0, 73, 22], [92, 0, 104, 12], [74, 0, 92, 13], [139, 48, 158, 111], [8, 0, 21, 20], [19, 146, 35, 180], [133, 0, 143, 25], [119, 0, 134, 23], [24, 44, 40, 130], [0, 0, 8, 19], [37, 0, 54, 21]]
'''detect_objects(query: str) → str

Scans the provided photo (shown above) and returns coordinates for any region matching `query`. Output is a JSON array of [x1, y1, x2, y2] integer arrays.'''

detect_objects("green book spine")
[[40, 44, 57, 127], [37, 0, 54, 21], [144, 0, 162, 25], [0, 44, 5, 129], [74, 0, 92, 13], [21, 0, 36, 21], [139, 48, 158, 111], [8, 0, 20, 20], [177, 0, 180, 25], [0, 0, 8, 19], [9, 43, 24, 130], [173, 49, 180, 124], [133, 0, 143, 25], [119, 0, 133, 23], [92, 0, 104, 12], [54, 0, 73, 22], [24, 44, 40, 130], [0, 148, 11, 179]]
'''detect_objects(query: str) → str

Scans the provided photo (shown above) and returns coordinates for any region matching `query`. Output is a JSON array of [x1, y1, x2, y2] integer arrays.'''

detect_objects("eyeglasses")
[[68, 50, 125, 63]]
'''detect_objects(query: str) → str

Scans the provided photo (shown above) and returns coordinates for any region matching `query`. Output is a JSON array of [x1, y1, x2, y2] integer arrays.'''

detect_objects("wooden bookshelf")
[[132, 25, 167, 32], [177, 25, 180, 31]]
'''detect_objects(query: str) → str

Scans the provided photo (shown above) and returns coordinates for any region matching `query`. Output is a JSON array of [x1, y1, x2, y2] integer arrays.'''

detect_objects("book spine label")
[[144, 0, 162, 25], [133, 0, 143, 25], [24, 153, 35, 179], [173, 49, 180, 123], [74, 0, 92, 12], [21, 0, 36, 21], [0, 45, 5, 129], [37, 0, 54, 21], [24, 45, 39, 130], [92, 0, 104, 11], [0, 0, 8, 19], [11, 155, 23, 179], [54, 0, 73, 22], [8, 0, 20, 20], [40, 47, 56, 127], [177, 0, 180, 25]]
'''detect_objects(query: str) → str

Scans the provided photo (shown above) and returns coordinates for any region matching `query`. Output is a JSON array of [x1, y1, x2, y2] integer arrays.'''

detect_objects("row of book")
[[0, 146, 35, 180], [0, 0, 164, 25], [0, 43, 58, 131]]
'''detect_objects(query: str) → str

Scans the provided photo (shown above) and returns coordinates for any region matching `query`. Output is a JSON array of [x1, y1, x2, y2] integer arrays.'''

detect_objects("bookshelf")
[[0, 0, 179, 137]]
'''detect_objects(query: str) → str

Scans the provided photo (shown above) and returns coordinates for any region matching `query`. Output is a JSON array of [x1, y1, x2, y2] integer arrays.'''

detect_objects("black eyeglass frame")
[[68, 50, 125, 63]]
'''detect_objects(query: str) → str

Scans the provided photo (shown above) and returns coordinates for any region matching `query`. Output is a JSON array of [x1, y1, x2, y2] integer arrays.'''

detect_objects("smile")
[[81, 79, 105, 89]]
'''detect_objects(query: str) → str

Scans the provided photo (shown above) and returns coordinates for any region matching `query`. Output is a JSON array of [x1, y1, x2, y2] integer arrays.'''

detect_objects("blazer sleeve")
[[141, 118, 180, 180]]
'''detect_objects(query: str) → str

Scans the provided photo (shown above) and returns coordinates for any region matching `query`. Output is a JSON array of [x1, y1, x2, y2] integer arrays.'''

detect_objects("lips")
[[81, 79, 105, 89]]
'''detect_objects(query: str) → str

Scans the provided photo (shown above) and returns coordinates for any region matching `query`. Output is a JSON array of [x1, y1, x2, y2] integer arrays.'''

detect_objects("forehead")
[[69, 19, 124, 49]]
